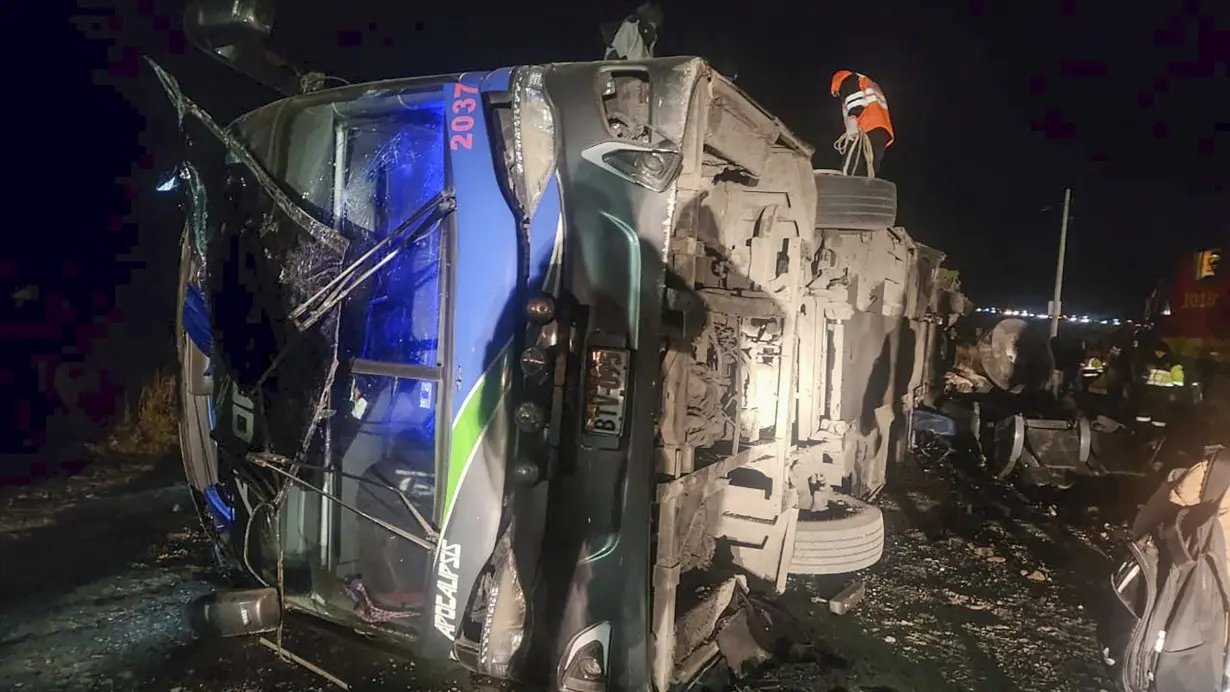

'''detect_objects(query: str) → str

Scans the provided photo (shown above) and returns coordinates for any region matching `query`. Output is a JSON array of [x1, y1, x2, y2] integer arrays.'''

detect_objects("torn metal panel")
[[147, 59, 349, 256], [201, 152, 345, 469], [151, 58, 350, 487], [671, 575, 747, 676], [177, 162, 211, 268], [715, 608, 771, 676]]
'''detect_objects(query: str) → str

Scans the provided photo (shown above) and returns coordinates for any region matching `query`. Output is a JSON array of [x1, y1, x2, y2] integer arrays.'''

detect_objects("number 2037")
[[450, 83, 478, 151]]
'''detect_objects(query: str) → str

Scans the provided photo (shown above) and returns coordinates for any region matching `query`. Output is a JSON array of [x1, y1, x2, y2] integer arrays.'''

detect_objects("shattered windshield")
[[216, 83, 455, 632], [231, 85, 448, 240]]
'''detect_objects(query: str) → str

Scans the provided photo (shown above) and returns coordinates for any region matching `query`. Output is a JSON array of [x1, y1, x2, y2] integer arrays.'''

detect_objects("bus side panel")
[[423, 68, 520, 655]]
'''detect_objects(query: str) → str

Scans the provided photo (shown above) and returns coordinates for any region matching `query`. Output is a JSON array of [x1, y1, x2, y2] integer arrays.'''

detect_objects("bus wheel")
[[789, 495, 885, 575]]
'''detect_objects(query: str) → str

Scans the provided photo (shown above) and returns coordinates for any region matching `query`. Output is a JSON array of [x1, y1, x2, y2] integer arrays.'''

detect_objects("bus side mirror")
[[183, 0, 301, 96]]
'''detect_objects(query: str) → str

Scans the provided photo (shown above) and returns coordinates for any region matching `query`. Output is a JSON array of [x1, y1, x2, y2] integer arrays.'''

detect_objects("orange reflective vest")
[[830, 70, 895, 146]]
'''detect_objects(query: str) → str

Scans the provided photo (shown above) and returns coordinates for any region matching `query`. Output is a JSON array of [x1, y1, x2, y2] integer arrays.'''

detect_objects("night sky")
[[70, 0, 1230, 318]]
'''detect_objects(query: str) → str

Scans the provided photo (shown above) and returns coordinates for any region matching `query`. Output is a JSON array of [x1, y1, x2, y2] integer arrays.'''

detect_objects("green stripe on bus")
[[443, 343, 511, 524], [441, 227, 562, 525]]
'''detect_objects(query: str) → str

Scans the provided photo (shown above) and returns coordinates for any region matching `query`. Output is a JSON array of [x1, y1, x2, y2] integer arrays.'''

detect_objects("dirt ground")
[[779, 450, 1126, 692], [0, 441, 1142, 692]]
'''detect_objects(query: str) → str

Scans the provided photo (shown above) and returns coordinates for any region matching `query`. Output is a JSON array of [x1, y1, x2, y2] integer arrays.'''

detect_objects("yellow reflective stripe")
[[1146, 369, 1172, 386]]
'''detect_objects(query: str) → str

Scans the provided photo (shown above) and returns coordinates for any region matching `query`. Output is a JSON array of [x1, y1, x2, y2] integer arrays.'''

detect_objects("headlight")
[[558, 623, 611, 692], [525, 293, 556, 325], [514, 401, 546, 433], [519, 346, 550, 382], [580, 139, 682, 193], [510, 66, 557, 219], [478, 534, 528, 678]]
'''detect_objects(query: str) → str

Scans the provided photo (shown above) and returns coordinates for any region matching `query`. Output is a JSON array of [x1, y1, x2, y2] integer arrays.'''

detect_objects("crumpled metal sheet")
[[149, 57, 345, 468], [205, 196, 343, 462], [177, 162, 210, 269], [147, 58, 348, 257]]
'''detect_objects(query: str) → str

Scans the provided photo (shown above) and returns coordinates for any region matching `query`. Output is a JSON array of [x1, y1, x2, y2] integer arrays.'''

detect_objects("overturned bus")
[[163, 29, 958, 692]]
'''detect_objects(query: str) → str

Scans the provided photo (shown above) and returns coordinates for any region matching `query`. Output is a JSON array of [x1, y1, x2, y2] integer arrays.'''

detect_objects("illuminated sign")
[[1195, 249, 1222, 281]]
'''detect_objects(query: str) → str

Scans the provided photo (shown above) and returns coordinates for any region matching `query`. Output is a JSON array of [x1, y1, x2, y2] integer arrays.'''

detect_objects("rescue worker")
[[1136, 339, 1185, 432], [601, 3, 663, 61], [1082, 352, 1107, 394], [830, 69, 895, 177]]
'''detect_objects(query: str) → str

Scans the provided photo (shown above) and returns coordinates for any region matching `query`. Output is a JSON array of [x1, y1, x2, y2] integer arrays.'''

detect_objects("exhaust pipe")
[[183, 0, 301, 96]]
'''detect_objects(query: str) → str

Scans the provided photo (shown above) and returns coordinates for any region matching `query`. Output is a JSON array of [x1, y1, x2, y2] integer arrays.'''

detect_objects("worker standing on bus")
[[831, 70, 895, 177]]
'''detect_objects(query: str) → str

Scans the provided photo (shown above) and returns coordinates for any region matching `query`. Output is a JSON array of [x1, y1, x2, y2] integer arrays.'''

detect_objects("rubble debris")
[[716, 609, 773, 676], [828, 580, 867, 615], [945, 366, 993, 394]]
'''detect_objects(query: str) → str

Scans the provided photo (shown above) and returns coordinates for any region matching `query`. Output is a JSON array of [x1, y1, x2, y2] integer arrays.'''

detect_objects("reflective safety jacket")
[[1144, 364, 1186, 387], [830, 70, 895, 146]]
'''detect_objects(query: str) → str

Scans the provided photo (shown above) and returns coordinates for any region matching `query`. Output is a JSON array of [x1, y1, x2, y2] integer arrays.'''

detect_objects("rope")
[[833, 130, 877, 178]]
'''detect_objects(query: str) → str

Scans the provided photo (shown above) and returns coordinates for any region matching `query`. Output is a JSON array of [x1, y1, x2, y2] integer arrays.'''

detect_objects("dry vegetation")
[[90, 372, 179, 457]]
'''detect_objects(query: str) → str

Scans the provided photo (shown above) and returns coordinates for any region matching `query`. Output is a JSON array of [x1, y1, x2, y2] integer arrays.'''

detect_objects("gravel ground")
[[0, 457, 476, 692], [0, 443, 1137, 692]]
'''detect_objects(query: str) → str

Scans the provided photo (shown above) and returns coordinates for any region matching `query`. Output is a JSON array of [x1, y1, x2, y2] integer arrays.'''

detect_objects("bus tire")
[[813, 171, 898, 230], [789, 495, 885, 575]]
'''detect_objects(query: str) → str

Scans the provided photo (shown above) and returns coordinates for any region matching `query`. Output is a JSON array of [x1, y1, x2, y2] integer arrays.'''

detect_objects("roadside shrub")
[[90, 372, 179, 456]]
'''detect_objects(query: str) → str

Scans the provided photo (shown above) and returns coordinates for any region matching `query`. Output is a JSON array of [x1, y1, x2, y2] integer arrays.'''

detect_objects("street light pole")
[[1049, 187, 1072, 338]]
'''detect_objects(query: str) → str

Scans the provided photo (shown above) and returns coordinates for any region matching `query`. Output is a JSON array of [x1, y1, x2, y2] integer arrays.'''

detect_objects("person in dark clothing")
[[1144, 340, 1177, 375], [1050, 334, 1085, 395]]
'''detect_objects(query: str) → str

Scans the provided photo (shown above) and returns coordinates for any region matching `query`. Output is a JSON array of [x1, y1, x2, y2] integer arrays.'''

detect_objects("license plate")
[[584, 348, 629, 436]]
